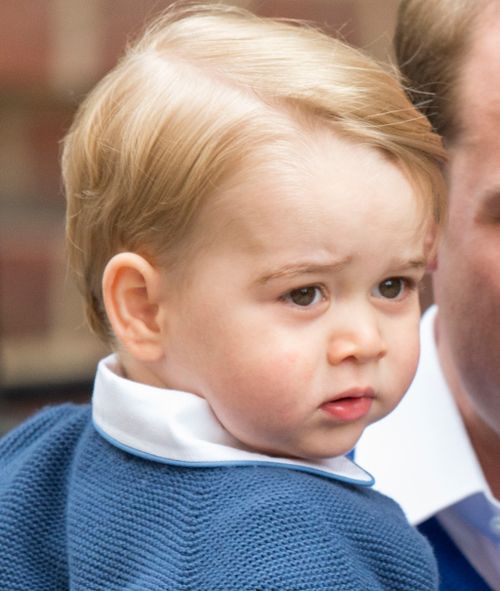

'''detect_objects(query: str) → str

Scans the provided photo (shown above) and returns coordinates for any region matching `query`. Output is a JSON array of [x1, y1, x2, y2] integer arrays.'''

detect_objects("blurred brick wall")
[[0, 0, 398, 429]]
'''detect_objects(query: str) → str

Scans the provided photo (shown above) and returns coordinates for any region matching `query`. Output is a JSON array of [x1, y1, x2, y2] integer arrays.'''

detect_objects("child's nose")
[[326, 311, 388, 366]]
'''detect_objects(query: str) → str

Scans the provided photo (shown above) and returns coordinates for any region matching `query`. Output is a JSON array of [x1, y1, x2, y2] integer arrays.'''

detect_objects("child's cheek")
[[254, 348, 317, 402]]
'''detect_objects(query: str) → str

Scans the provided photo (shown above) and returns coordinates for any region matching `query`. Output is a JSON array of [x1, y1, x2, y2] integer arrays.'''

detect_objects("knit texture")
[[0, 404, 438, 590], [418, 517, 492, 591]]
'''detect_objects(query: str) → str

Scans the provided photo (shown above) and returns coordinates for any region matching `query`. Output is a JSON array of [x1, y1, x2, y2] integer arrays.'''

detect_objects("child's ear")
[[102, 253, 165, 362]]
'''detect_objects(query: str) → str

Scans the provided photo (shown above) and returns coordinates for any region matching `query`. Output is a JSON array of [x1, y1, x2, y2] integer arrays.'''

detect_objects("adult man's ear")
[[102, 253, 165, 362], [427, 256, 438, 272]]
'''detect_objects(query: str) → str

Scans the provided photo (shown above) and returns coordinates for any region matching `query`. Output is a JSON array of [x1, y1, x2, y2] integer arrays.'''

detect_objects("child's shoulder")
[[209, 464, 409, 537], [213, 462, 399, 519], [0, 403, 91, 469], [189, 465, 437, 590], [0, 404, 91, 590]]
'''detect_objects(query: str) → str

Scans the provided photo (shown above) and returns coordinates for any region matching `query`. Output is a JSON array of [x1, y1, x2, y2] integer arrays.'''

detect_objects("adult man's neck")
[[455, 392, 500, 501], [435, 317, 500, 500]]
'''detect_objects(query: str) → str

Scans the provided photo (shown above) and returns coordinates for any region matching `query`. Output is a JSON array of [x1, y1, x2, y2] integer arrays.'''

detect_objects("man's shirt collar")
[[356, 306, 498, 523]]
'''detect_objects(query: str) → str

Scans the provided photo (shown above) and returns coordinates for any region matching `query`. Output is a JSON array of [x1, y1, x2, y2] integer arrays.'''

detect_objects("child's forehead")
[[167, 144, 429, 290], [212, 128, 405, 202], [192, 131, 424, 242]]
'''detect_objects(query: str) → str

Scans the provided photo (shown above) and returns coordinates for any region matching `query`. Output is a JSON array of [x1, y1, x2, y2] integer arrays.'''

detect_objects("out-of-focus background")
[[0, 0, 399, 433]]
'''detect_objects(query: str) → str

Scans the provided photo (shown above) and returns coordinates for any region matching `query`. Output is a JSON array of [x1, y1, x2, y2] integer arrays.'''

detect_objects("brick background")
[[0, 0, 51, 88]]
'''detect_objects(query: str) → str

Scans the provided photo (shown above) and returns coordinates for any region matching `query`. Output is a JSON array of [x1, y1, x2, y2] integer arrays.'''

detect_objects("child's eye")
[[372, 277, 413, 300], [282, 286, 324, 307]]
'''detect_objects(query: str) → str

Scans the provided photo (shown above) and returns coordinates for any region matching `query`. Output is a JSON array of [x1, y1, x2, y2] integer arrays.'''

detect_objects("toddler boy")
[[1, 4, 446, 589]]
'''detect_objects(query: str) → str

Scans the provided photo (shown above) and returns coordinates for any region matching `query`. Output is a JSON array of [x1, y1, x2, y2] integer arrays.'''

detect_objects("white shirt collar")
[[355, 306, 498, 523], [92, 354, 374, 487]]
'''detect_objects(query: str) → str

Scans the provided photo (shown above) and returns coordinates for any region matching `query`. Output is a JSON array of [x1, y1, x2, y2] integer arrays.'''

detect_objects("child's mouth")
[[320, 389, 374, 421]]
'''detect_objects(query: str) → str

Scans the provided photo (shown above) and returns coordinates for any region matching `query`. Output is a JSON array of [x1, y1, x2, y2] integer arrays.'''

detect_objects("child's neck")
[[118, 352, 167, 389]]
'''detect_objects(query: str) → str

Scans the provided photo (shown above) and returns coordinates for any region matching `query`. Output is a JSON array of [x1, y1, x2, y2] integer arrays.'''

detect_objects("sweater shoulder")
[[0, 404, 91, 590], [189, 466, 438, 590], [215, 464, 404, 523], [0, 403, 91, 470]]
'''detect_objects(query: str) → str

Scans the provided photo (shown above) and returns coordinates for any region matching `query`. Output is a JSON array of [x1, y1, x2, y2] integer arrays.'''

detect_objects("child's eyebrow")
[[256, 256, 427, 285], [256, 258, 352, 285], [393, 257, 428, 270]]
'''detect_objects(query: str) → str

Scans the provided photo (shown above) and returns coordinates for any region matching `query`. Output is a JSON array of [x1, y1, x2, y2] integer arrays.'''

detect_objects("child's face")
[[156, 132, 429, 459]]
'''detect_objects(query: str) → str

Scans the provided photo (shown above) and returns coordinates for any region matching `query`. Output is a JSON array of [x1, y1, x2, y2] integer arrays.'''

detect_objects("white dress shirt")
[[356, 306, 500, 590], [92, 354, 374, 487]]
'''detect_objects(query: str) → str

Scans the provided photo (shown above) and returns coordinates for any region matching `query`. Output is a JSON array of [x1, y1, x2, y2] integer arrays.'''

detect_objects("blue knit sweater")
[[0, 404, 438, 590]]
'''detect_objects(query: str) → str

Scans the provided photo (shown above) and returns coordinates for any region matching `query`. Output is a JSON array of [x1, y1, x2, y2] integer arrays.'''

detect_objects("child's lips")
[[320, 388, 375, 421]]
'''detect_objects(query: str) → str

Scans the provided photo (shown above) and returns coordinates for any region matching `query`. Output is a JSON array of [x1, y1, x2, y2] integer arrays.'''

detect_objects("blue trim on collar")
[[94, 422, 375, 487]]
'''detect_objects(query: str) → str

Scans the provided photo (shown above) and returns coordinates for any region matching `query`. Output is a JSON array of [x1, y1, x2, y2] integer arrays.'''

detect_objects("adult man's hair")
[[395, 0, 485, 142]]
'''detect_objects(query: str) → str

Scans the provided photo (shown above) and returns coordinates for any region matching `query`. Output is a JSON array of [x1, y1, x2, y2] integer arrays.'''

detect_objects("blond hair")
[[395, 0, 487, 142], [62, 2, 446, 343]]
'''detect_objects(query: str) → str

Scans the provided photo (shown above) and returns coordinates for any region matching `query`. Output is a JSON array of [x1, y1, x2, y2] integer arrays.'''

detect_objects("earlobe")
[[427, 255, 438, 272], [424, 225, 439, 273], [102, 253, 165, 362]]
